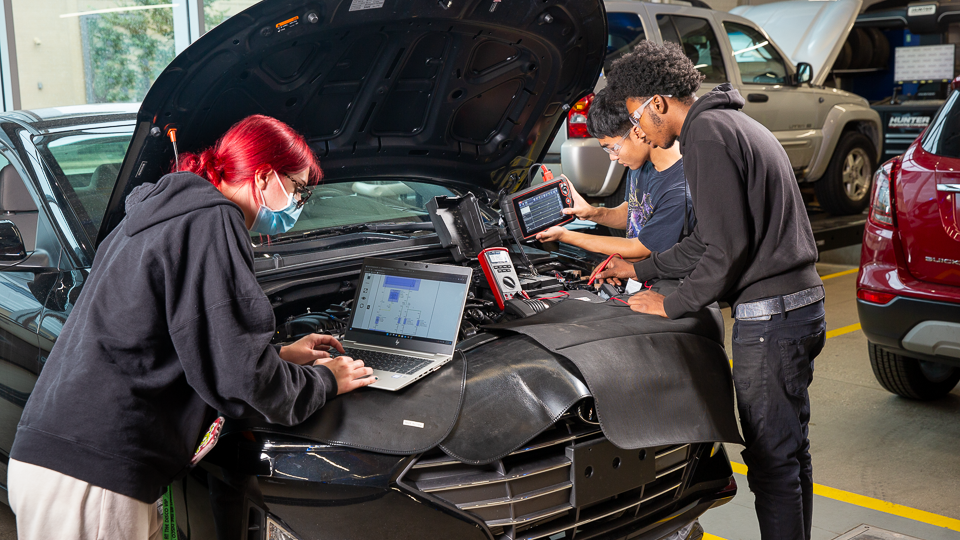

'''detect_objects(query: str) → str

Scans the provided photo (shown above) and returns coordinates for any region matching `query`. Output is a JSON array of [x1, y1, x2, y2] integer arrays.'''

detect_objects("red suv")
[[857, 89, 960, 400]]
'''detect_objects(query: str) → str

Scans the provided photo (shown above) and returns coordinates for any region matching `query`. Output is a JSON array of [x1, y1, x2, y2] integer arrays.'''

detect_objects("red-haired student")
[[7, 115, 375, 540]]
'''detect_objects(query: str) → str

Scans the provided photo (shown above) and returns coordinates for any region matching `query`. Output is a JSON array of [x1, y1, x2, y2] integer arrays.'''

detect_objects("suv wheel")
[[869, 342, 960, 400], [815, 132, 875, 215]]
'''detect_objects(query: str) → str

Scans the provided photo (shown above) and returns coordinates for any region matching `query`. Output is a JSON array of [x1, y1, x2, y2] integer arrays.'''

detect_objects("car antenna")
[[166, 127, 180, 172]]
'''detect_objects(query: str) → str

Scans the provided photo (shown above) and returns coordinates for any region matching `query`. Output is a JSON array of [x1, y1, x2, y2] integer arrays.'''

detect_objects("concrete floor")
[[701, 262, 960, 540], [0, 261, 957, 539]]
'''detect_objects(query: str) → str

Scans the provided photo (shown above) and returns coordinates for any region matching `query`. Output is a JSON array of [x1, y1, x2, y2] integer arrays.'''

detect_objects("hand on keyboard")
[[340, 348, 432, 375], [314, 355, 376, 395]]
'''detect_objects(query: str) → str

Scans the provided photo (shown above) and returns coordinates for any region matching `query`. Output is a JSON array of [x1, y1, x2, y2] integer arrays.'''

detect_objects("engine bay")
[[271, 249, 603, 346]]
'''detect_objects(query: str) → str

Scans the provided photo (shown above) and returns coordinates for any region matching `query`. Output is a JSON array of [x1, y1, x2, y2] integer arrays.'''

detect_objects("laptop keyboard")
[[341, 348, 432, 375]]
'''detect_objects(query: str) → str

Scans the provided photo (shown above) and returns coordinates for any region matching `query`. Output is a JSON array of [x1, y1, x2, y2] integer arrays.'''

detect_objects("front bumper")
[[858, 296, 960, 367]]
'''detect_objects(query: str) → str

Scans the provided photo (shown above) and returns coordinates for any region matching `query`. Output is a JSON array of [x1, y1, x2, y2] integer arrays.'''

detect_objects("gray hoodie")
[[633, 84, 821, 318], [12, 172, 336, 502]]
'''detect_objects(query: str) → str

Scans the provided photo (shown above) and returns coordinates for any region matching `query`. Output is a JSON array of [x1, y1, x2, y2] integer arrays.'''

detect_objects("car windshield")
[[35, 126, 457, 246], [248, 180, 458, 246]]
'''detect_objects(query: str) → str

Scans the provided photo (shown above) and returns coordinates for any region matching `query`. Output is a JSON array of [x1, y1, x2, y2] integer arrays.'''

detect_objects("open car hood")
[[730, 0, 862, 87], [97, 0, 606, 245]]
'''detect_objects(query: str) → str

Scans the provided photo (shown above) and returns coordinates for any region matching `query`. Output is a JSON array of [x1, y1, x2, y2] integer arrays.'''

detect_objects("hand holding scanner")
[[479, 247, 524, 310], [500, 167, 575, 242]]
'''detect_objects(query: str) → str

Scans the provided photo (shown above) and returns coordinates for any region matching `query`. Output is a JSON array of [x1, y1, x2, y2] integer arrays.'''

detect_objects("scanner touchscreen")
[[517, 188, 565, 233]]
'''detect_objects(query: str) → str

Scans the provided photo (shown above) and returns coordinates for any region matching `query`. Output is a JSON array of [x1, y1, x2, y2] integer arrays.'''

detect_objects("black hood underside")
[[100, 0, 606, 244]]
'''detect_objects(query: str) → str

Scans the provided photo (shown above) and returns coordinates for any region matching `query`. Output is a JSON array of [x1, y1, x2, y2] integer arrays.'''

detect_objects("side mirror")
[[0, 220, 27, 262], [795, 62, 813, 86]]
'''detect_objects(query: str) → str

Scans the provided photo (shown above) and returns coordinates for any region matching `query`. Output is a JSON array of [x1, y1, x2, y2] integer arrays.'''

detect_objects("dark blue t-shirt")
[[625, 159, 696, 253]]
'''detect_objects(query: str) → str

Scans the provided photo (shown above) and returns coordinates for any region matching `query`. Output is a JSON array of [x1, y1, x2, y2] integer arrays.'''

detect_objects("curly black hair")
[[585, 89, 632, 139], [606, 41, 704, 104]]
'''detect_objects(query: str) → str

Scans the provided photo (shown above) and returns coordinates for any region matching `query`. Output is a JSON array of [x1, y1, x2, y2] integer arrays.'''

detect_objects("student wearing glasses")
[[535, 89, 694, 261], [8, 115, 375, 540], [596, 42, 825, 540]]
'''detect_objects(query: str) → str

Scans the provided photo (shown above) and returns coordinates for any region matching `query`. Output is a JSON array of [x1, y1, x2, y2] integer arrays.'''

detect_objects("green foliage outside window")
[[82, 0, 229, 103]]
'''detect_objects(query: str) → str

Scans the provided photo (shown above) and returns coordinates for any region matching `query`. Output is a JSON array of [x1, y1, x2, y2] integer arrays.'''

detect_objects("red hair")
[[176, 115, 321, 194]]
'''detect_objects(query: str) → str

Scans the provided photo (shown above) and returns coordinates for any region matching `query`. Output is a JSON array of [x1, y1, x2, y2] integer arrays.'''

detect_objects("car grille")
[[399, 417, 700, 540]]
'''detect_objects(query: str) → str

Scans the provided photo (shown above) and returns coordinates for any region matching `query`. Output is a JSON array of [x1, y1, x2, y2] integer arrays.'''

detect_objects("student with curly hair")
[[597, 41, 825, 540]]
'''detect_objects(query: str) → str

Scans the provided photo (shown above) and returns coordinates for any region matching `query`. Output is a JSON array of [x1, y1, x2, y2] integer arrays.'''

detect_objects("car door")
[[716, 17, 825, 175], [0, 146, 52, 478], [647, 8, 730, 93]]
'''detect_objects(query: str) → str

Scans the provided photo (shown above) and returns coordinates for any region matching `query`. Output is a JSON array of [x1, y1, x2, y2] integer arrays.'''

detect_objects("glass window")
[[35, 126, 134, 240], [724, 22, 787, 85], [9, 1, 185, 109], [250, 181, 459, 246], [922, 90, 960, 157], [606, 13, 646, 73], [204, 0, 259, 31], [656, 15, 727, 84]]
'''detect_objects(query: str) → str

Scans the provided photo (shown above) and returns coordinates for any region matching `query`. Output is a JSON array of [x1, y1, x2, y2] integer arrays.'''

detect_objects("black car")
[[0, 1, 740, 539]]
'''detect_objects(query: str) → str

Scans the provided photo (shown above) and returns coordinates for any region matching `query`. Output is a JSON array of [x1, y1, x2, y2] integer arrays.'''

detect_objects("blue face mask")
[[250, 173, 303, 235]]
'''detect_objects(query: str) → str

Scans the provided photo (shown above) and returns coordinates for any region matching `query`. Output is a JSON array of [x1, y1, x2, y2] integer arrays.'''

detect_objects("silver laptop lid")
[[345, 258, 473, 356]]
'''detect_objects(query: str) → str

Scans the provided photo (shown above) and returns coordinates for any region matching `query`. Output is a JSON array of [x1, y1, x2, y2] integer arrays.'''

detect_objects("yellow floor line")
[[820, 268, 859, 280], [703, 534, 727, 540], [729, 462, 960, 531], [826, 323, 861, 339]]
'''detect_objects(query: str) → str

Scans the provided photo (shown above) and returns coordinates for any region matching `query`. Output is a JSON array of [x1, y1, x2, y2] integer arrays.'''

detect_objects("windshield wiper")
[[322, 221, 436, 234]]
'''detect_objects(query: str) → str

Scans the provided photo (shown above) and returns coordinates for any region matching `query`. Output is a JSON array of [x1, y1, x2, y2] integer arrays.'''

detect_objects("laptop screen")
[[346, 260, 471, 354]]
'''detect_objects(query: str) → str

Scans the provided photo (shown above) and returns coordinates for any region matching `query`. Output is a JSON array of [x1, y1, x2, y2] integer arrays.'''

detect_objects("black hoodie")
[[11, 172, 337, 503], [633, 84, 821, 318]]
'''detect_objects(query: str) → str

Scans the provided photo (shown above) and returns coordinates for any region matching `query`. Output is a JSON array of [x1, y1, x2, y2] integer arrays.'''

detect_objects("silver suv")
[[548, 0, 881, 216]]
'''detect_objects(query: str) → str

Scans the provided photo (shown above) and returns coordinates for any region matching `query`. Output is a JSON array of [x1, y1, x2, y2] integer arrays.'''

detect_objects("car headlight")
[[266, 516, 301, 540]]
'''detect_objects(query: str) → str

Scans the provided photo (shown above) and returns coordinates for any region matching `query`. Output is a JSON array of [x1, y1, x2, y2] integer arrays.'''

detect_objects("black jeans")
[[732, 300, 825, 540]]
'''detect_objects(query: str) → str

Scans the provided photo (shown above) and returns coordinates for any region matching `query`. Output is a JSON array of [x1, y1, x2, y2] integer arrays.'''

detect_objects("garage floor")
[[700, 262, 960, 540], [0, 262, 956, 539]]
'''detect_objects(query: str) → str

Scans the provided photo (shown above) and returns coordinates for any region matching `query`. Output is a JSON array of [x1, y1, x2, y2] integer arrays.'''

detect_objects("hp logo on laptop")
[[395, 339, 400, 345]]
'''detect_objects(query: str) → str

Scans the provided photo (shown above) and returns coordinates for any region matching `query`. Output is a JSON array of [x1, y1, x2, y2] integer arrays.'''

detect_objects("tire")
[[815, 132, 876, 215], [869, 342, 960, 400], [603, 172, 628, 237], [846, 28, 873, 70], [867, 28, 890, 69], [834, 41, 852, 71]]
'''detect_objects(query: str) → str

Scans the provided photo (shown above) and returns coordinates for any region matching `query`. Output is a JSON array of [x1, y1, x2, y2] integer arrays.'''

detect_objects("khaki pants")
[[8, 459, 162, 540]]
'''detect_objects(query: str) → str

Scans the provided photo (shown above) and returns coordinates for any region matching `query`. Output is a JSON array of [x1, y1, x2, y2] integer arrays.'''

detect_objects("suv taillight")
[[868, 158, 900, 229], [567, 93, 594, 138]]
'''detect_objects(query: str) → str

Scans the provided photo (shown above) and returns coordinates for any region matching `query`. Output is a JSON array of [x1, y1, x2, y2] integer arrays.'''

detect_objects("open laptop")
[[339, 257, 473, 391]]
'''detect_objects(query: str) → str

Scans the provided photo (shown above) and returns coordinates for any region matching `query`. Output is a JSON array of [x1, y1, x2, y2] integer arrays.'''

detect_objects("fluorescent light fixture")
[[733, 41, 769, 56], [60, 4, 179, 18]]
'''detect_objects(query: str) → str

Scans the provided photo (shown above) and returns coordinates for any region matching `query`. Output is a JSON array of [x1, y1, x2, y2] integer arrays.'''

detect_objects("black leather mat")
[[438, 334, 590, 464], [487, 295, 743, 449], [237, 351, 467, 455]]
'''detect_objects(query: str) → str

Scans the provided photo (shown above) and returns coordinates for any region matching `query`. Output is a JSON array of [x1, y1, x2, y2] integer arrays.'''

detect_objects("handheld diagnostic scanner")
[[500, 167, 575, 242]]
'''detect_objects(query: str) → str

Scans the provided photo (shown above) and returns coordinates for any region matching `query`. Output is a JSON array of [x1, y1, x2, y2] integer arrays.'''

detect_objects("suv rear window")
[[657, 15, 727, 84], [921, 90, 960, 157], [606, 13, 646, 73]]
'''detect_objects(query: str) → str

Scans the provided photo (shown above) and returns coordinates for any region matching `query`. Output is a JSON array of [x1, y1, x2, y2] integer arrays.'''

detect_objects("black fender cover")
[[484, 283, 743, 449], [237, 351, 468, 454], [439, 334, 590, 464]]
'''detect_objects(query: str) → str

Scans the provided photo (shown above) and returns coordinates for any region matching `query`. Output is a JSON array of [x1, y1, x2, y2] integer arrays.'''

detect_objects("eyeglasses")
[[629, 94, 672, 128], [284, 173, 312, 209], [601, 131, 630, 156]]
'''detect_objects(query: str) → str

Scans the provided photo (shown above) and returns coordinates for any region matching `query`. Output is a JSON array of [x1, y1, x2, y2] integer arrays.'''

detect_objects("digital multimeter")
[[478, 247, 524, 310], [500, 168, 575, 242]]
